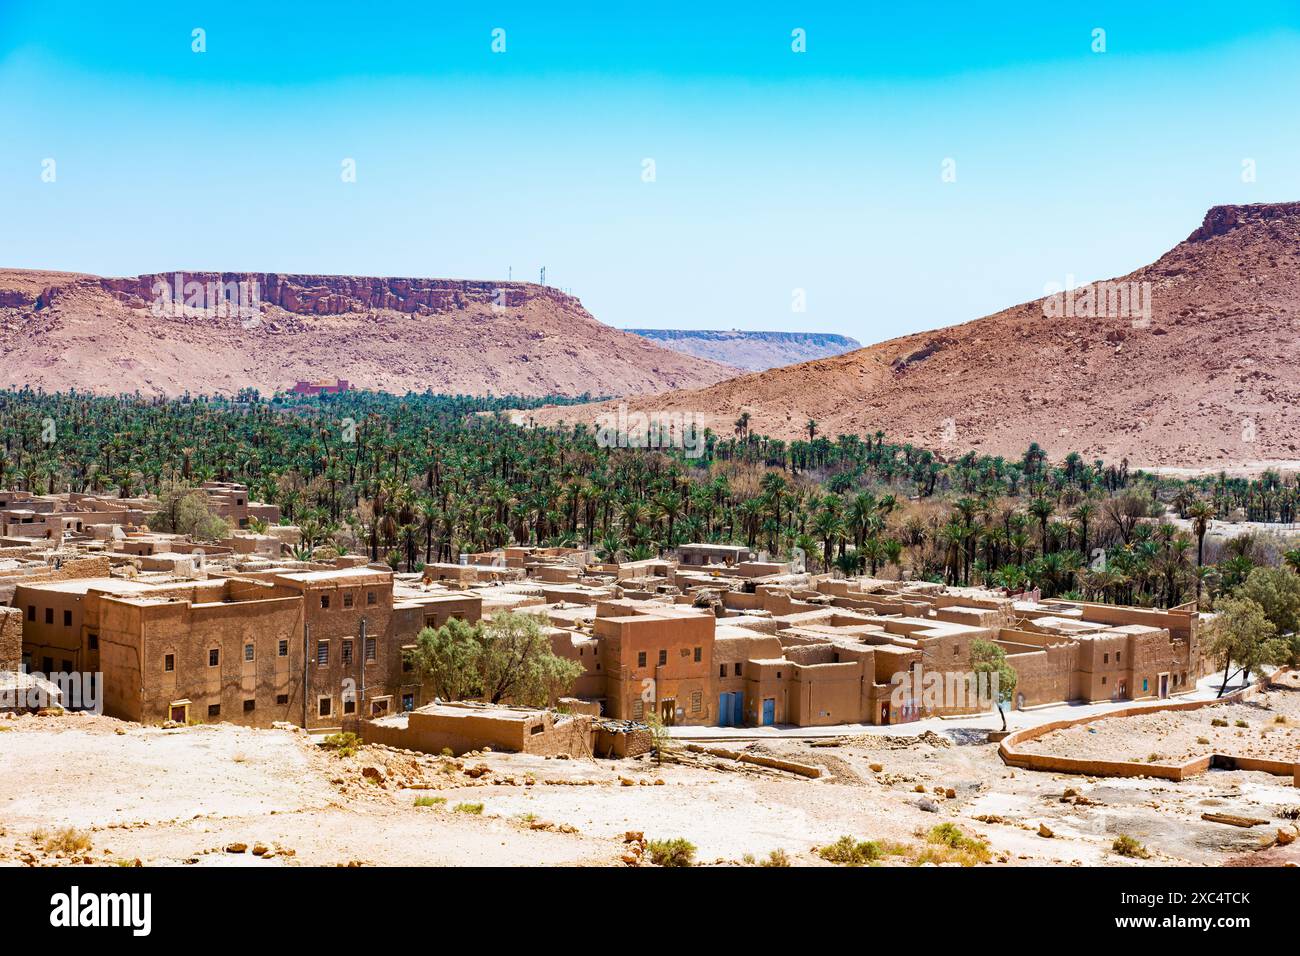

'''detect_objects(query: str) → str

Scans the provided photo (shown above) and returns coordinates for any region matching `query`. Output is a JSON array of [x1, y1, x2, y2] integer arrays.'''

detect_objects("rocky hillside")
[[0, 271, 737, 398], [528, 203, 1300, 469], [624, 329, 860, 371]]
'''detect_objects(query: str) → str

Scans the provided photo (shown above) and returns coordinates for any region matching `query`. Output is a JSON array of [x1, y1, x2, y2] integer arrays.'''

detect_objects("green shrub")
[[819, 836, 883, 866], [1112, 835, 1150, 859], [761, 848, 792, 867], [452, 802, 484, 815], [413, 796, 446, 807], [647, 837, 696, 867], [321, 732, 362, 758]]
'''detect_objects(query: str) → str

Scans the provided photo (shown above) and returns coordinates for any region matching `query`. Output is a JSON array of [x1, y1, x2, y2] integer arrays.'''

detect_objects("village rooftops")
[[271, 566, 391, 585]]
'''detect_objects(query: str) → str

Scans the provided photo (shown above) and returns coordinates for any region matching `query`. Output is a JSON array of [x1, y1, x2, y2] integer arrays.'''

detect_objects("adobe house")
[[362, 700, 593, 757], [596, 607, 715, 725]]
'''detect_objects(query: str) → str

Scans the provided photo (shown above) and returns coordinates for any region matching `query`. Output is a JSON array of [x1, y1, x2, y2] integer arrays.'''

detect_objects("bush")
[[647, 837, 696, 867], [321, 732, 361, 758], [452, 802, 484, 815], [1112, 835, 1150, 859], [819, 836, 884, 866], [760, 848, 792, 867], [919, 823, 991, 865], [1211, 718, 1228, 727], [413, 796, 446, 807], [41, 826, 92, 855]]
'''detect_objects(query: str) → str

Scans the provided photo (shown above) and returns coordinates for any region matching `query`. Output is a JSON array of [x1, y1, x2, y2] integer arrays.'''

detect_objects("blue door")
[[762, 698, 775, 726], [732, 693, 743, 727], [718, 693, 731, 727]]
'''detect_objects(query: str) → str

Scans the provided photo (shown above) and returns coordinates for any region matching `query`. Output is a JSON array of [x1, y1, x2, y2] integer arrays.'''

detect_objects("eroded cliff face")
[[0, 270, 739, 398]]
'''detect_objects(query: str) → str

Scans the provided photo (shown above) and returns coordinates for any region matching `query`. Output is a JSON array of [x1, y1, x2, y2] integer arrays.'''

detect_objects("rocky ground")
[[0, 706, 1295, 868]]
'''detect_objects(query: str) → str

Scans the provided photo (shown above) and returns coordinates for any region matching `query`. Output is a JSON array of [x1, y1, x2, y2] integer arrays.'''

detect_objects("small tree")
[[1236, 566, 1300, 665], [405, 617, 484, 702], [406, 612, 584, 707], [970, 638, 1018, 732], [150, 482, 230, 542], [1205, 596, 1290, 696]]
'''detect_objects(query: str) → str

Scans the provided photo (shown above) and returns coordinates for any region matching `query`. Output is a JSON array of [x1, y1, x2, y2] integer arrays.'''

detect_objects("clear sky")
[[2, 2, 1299, 345]]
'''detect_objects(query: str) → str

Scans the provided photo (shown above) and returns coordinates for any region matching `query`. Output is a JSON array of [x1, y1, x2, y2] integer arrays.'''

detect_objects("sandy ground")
[[1, 707, 1296, 868], [1020, 672, 1300, 766]]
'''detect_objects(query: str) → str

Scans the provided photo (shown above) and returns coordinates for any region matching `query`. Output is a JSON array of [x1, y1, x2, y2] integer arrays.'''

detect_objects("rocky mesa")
[[0, 271, 738, 399]]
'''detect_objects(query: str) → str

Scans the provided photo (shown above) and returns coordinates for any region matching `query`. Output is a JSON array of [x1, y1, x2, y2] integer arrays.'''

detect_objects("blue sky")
[[2, 2, 1299, 345]]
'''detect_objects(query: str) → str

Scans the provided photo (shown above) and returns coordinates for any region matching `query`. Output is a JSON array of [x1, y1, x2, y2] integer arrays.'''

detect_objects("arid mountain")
[[528, 203, 1300, 469], [0, 271, 737, 398], [624, 329, 860, 371]]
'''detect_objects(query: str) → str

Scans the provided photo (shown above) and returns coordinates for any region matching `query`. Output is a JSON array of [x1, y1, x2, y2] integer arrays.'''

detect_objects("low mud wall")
[[999, 669, 1297, 784]]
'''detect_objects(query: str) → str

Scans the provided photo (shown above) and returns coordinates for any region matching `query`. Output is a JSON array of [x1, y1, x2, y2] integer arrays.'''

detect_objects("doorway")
[[1158, 673, 1169, 698], [762, 697, 776, 726], [659, 698, 676, 725]]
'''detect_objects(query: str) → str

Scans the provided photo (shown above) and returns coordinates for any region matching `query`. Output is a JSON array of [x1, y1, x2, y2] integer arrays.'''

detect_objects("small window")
[[631, 699, 644, 719], [1103, 652, 1109, 664], [367, 591, 376, 605], [88, 633, 98, 650], [276, 694, 289, 705], [1102, 676, 1107, 685], [529, 723, 544, 735], [343, 592, 354, 608], [402, 693, 415, 711], [318, 697, 332, 717], [1116, 652, 1122, 664], [371, 699, 388, 717], [719, 664, 726, 678], [343, 698, 356, 715], [693, 647, 701, 663], [44, 608, 53, 625], [208, 704, 220, 717], [658, 650, 667, 666], [316, 641, 329, 666], [734, 663, 741, 676], [1142, 678, 1148, 692], [162, 653, 174, 672], [243, 699, 255, 712], [342, 640, 353, 665], [42, 657, 53, 673], [776, 671, 782, 679], [208, 648, 220, 667], [365, 637, 376, 661], [320, 594, 330, 610], [244, 643, 254, 662], [954, 645, 959, 656], [637, 651, 647, 668], [63, 610, 72, 627], [691, 691, 702, 712], [26, 605, 35, 621], [61, 659, 72, 673], [278, 639, 288, 657]]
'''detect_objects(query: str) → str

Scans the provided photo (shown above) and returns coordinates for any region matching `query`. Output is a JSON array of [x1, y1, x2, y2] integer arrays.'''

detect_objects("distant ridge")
[[626, 328, 860, 371]]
